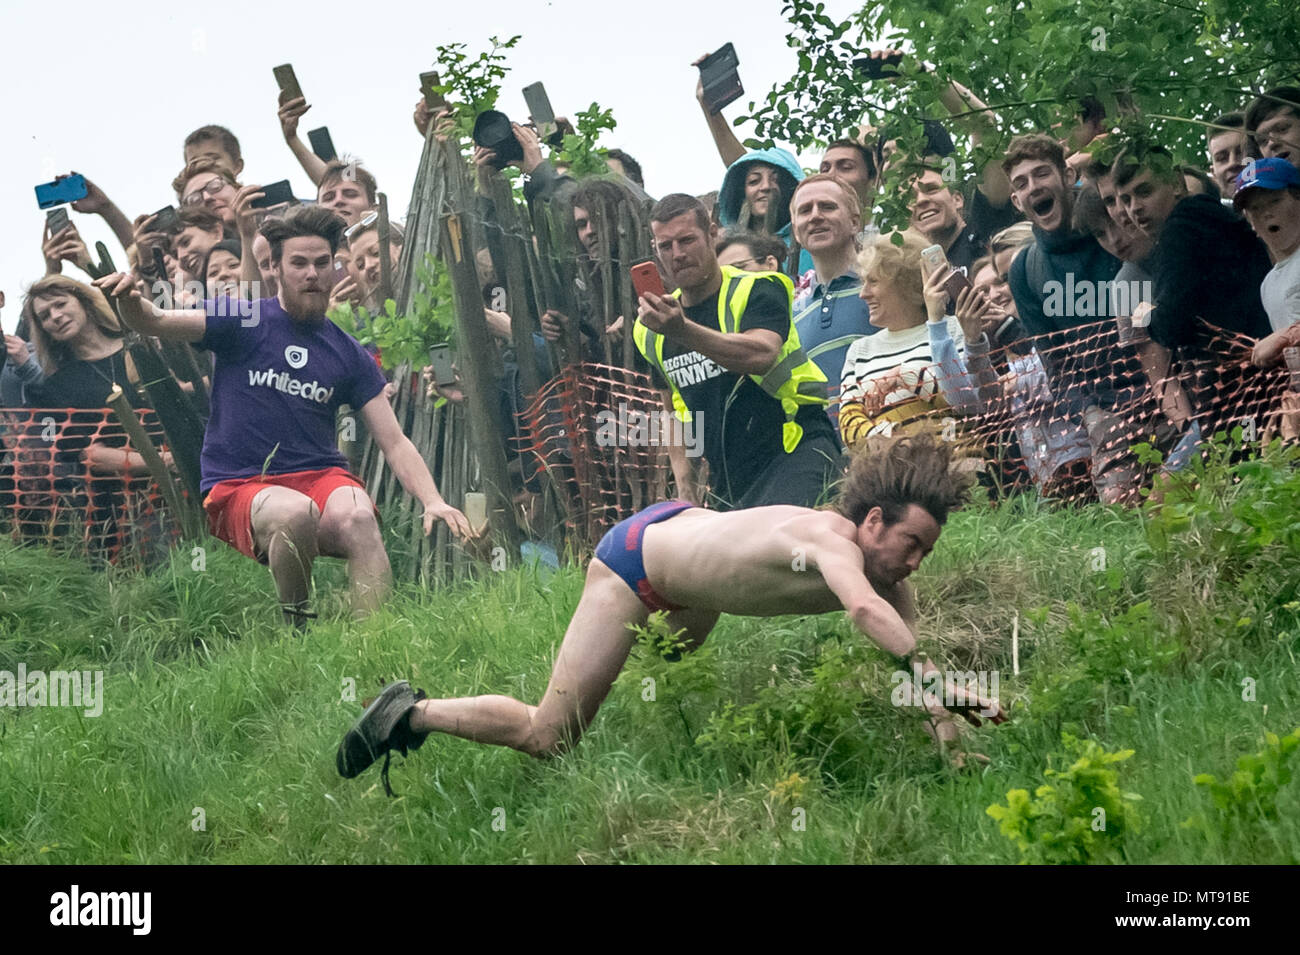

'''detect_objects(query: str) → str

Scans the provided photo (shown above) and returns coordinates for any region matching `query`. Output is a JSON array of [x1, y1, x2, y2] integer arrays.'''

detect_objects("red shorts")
[[203, 466, 371, 562]]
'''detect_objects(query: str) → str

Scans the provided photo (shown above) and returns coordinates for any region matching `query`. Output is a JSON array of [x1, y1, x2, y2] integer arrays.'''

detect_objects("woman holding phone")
[[837, 231, 981, 451]]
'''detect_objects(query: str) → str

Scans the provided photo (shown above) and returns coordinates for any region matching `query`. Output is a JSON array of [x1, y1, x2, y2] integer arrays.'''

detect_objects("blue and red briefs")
[[594, 499, 697, 612]]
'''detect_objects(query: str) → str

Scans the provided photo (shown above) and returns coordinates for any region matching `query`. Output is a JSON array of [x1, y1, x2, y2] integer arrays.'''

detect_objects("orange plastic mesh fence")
[[0, 406, 181, 566], [519, 362, 671, 548], [520, 321, 1298, 549]]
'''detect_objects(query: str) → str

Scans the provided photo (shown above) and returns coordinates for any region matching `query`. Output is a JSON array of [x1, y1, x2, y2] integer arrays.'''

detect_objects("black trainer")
[[336, 680, 429, 796]]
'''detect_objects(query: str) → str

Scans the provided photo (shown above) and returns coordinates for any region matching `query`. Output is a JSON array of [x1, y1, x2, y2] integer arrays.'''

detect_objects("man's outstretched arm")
[[94, 272, 207, 342], [359, 392, 471, 539], [810, 531, 919, 659], [811, 528, 1006, 728]]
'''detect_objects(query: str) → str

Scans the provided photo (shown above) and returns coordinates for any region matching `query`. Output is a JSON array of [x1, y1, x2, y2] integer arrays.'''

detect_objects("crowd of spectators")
[[2, 46, 1299, 578]]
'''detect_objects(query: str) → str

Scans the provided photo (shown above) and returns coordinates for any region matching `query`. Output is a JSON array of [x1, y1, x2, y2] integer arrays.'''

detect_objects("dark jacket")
[[1008, 222, 1127, 415], [1145, 193, 1272, 350], [1008, 223, 1121, 340]]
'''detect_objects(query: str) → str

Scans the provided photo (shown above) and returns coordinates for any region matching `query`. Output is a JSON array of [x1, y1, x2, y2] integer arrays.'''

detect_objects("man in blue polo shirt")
[[96, 205, 469, 623], [789, 174, 876, 426]]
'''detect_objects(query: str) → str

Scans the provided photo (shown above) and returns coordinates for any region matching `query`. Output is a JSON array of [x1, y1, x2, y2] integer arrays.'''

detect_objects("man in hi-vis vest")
[[633, 193, 842, 509]]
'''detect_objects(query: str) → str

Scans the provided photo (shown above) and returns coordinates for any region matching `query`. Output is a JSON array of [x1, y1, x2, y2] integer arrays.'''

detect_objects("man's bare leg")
[[250, 486, 321, 609], [408, 559, 649, 756], [316, 484, 391, 615]]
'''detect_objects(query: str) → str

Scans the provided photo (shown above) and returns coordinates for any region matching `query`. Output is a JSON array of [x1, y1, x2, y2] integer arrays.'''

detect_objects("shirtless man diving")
[[337, 436, 1006, 794]]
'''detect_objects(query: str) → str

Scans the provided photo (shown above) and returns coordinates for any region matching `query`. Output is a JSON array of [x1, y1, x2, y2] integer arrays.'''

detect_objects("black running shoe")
[[336, 680, 428, 796]]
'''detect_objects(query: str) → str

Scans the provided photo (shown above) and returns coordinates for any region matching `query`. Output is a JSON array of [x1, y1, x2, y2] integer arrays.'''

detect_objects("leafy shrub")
[[329, 254, 456, 372], [1187, 728, 1300, 831], [986, 733, 1142, 864]]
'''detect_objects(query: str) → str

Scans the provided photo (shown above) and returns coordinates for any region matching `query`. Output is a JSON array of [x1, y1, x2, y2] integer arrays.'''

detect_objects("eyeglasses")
[[343, 210, 379, 239], [183, 177, 229, 206]]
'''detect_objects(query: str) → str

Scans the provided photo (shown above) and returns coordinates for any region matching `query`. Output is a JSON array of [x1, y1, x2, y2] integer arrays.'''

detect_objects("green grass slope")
[[2, 440, 1299, 864]]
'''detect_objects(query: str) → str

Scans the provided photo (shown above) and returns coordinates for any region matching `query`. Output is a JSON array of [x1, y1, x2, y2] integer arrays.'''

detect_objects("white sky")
[[1, 0, 860, 333]]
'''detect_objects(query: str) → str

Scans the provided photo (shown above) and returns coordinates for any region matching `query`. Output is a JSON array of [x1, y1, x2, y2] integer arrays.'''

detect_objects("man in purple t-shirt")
[[97, 205, 469, 622]]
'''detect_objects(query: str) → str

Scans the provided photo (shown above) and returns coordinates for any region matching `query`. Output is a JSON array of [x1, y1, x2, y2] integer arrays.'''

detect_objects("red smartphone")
[[630, 261, 666, 300]]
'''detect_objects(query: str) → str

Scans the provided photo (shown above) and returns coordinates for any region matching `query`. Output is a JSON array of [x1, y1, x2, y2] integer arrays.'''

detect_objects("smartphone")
[[521, 82, 555, 127], [464, 491, 487, 535], [46, 206, 70, 236], [920, 244, 948, 273], [150, 205, 180, 233], [250, 180, 295, 209], [698, 43, 743, 115], [308, 127, 337, 162], [852, 51, 904, 80], [630, 260, 666, 300], [332, 260, 348, 289], [944, 267, 972, 301], [35, 173, 88, 210], [272, 63, 303, 105], [419, 71, 447, 111], [428, 343, 455, 386]]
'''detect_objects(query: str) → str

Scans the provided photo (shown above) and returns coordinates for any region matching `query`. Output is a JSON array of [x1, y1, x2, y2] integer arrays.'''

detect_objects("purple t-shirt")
[[197, 297, 387, 492]]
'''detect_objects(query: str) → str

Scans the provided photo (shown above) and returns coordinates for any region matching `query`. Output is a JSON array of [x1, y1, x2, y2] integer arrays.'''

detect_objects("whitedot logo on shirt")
[[285, 345, 309, 369]]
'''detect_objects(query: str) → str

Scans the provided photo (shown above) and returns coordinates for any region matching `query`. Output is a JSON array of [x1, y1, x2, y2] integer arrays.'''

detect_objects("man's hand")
[[932, 677, 1007, 728], [636, 292, 687, 339], [423, 364, 466, 404], [278, 94, 310, 142], [67, 173, 110, 216], [94, 271, 152, 324], [691, 53, 710, 108], [511, 123, 544, 174], [232, 184, 266, 242], [424, 500, 472, 540], [414, 97, 431, 137], [4, 334, 29, 364], [861, 47, 907, 83], [131, 212, 171, 269], [540, 309, 567, 342], [472, 144, 500, 192]]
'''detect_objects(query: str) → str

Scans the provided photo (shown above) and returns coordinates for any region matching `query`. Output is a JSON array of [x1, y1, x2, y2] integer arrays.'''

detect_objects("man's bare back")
[[641, 505, 877, 617]]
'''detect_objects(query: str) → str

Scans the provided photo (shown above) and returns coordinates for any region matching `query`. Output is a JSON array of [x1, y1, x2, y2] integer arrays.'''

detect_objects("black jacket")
[[1146, 193, 1271, 350]]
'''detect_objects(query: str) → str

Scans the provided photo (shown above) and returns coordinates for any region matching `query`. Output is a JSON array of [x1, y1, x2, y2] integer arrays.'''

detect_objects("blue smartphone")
[[35, 173, 88, 209]]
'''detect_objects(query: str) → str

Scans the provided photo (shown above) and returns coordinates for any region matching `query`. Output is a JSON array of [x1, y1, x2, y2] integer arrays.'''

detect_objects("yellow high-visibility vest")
[[633, 265, 828, 453]]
